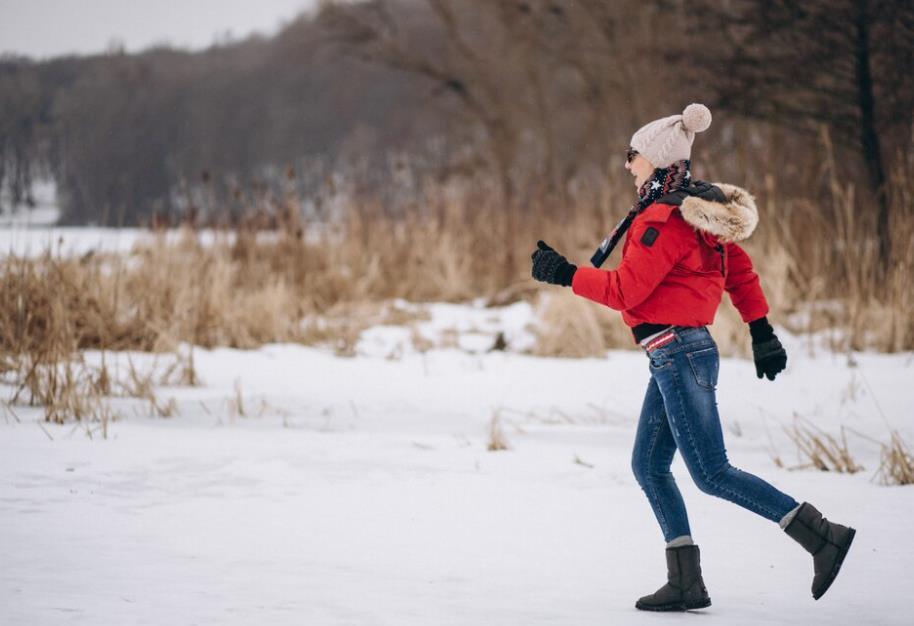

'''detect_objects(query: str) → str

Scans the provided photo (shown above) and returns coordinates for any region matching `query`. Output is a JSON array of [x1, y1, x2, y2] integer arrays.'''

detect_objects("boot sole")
[[635, 597, 712, 612], [813, 527, 856, 600]]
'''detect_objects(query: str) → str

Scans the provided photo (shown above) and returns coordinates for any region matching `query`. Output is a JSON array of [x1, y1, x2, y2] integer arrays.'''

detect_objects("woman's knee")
[[631, 452, 647, 486], [691, 462, 731, 496], [632, 452, 671, 487]]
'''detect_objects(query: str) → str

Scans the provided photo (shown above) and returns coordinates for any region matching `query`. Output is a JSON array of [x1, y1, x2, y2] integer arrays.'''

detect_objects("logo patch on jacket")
[[640, 227, 660, 247]]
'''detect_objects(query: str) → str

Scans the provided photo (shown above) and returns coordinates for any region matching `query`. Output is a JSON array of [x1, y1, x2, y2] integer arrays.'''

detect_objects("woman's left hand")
[[752, 335, 787, 381]]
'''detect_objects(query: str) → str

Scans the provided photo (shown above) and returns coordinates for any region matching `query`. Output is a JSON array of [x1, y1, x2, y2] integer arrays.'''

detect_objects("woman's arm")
[[725, 242, 769, 322]]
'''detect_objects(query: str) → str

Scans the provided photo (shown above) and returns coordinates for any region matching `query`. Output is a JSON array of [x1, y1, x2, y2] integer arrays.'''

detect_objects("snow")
[[0, 227, 151, 258], [0, 179, 61, 228], [0, 224, 334, 259], [0, 226, 254, 258], [2, 298, 913, 625], [357, 299, 538, 357]]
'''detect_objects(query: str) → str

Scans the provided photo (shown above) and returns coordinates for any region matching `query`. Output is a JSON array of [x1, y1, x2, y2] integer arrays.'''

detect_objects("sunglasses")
[[626, 147, 639, 164]]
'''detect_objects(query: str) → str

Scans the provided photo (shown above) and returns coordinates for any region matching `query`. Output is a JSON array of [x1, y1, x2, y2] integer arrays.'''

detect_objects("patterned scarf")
[[590, 159, 691, 268]]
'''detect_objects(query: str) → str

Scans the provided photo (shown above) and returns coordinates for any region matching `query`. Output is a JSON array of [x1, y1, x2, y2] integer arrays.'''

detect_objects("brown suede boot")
[[783, 502, 856, 600], [635, 545, 712, 611]]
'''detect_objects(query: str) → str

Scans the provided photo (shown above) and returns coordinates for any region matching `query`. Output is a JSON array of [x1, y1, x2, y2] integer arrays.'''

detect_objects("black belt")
[[632, 322, 673, 344]]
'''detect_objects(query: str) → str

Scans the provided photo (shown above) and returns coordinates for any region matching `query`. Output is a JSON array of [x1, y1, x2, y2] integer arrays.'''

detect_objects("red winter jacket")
[[571, 182, 768, 337]]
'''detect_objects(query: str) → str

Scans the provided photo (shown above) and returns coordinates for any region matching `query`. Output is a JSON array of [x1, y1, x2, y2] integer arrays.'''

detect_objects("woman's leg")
[[651, 333, 798, 523], [631, 375, 692, 542]]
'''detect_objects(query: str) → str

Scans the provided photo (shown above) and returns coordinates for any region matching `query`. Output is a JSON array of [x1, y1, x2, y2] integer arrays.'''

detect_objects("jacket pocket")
[[686, 346, 719, 390]]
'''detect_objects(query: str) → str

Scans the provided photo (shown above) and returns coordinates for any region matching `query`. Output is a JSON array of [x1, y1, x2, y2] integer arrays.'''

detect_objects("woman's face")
[[625, 152, 655, 189]]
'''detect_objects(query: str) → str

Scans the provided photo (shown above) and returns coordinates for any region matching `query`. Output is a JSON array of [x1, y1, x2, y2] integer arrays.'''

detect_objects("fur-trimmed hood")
[[659, 181, 759, 243]]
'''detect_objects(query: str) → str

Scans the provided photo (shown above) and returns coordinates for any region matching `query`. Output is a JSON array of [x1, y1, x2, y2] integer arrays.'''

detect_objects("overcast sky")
[[0, 0, 317, 59]]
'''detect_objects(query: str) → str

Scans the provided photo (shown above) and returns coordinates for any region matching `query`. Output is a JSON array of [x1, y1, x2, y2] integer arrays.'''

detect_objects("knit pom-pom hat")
[[630, 103, 712, 168]]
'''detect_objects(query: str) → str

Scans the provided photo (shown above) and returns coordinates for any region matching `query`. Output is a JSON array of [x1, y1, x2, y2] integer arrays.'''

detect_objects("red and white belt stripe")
[[643, 330, 677, 352]]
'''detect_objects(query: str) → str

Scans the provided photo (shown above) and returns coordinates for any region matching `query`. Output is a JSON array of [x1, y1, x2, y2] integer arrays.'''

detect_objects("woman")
[[530, 104, 855, 611]]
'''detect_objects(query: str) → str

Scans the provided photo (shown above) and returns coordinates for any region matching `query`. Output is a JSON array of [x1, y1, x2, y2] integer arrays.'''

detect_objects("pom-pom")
[[681, 103, 711, 133]]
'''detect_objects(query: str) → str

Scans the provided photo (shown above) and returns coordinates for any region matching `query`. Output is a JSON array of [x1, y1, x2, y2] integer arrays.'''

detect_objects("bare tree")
[[0, 0, 683, 224], [0, 60, 45, 211], [681, 0, 914, 267], [321, 0, 524, 201]]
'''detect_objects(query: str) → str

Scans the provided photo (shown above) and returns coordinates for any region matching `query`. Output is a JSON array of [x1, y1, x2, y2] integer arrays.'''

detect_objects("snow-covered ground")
[[2, 298, 913, 625], [0, 226, 286, 258], [0, 223, 335, 259], [0, 226, 152, 258], [0, 186, 244, 256]]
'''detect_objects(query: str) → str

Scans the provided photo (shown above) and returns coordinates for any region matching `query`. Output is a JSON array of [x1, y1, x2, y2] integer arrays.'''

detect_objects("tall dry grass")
[[2, 141, 913, 424], [754, 130, 914, 353], [3, 172, 912, 359], [783, 416, 864, 474], [875, 432, 914, 486]]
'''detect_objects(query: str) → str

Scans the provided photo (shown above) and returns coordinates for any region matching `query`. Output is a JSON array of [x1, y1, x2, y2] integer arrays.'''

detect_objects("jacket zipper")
[[715, 243, 725, 276]]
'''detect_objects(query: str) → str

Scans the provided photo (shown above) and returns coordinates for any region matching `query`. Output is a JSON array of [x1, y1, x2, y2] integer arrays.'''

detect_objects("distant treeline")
[[0, 6, 444, 224], [1, 0, 912, 234]]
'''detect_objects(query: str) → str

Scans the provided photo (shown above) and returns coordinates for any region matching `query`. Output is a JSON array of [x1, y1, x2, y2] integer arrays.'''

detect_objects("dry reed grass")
[[3, 160, 912, 362], [875, 431, 914, 486], [757, 132, 914, 353], [487, 409, 510, 451], [532, 291, 631, 358], [783, 415, 864, 474], [1, 349, 196, 427], [2, 138, 913, 423]]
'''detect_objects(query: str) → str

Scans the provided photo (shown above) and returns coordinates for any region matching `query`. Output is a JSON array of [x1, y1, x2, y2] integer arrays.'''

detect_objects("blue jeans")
[[631, 326, 798, 542]]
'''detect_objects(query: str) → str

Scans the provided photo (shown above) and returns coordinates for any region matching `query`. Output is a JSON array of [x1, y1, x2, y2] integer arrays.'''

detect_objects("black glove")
[[749, 317, 787, 381], [531, 240, 577, 287]]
